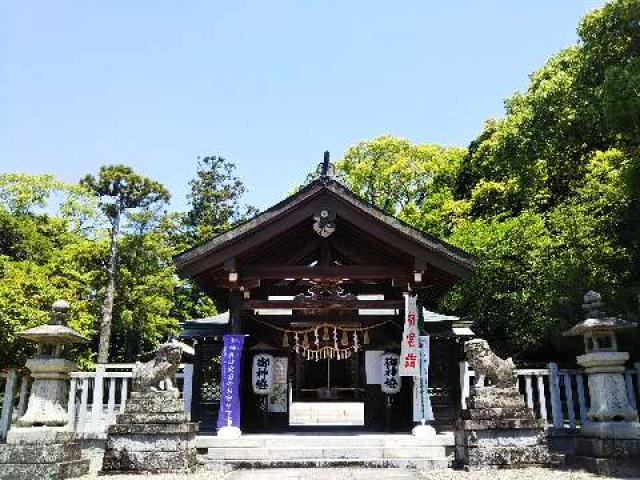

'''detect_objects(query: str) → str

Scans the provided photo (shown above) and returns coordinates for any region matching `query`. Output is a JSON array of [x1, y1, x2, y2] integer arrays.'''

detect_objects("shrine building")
[[174, 157, 476, 434]]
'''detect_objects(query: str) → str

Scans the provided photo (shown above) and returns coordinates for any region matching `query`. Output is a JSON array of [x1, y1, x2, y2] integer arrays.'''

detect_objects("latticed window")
[[198, 355, 221, 403]]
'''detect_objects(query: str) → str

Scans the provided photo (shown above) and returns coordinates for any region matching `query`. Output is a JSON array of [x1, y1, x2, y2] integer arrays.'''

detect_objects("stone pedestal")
[[0, 428, 89, 480], [564, 351, 640, 475], [102, 391, 198, 473], [567, 435, 640, 476], [455, 387, 559, 468]]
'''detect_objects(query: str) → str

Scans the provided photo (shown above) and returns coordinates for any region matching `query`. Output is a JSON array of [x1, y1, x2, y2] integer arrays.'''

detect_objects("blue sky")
[[1, 1, 605, 211]]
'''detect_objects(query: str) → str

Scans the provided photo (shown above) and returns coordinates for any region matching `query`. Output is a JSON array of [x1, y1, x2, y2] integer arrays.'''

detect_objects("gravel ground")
[[83, 467, 637, 480]]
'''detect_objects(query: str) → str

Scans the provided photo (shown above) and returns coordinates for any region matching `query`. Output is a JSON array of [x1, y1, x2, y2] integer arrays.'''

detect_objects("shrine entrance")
[[175, 157, 475, 435], [294, 354, 362, 402]]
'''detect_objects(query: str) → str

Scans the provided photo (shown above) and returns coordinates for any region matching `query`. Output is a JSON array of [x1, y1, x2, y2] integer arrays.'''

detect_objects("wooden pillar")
[[229, 290, 243, 334]]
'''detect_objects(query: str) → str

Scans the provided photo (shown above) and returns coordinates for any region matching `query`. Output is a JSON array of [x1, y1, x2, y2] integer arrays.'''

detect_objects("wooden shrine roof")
[[174, 177, 475, 302]]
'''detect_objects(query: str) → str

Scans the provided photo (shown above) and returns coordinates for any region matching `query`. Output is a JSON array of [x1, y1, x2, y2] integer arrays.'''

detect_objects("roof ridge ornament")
[[317, 151, 335, 183]]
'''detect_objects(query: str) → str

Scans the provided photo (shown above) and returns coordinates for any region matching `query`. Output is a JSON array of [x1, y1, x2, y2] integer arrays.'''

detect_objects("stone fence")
[[460, 361, 640, 429], [0, 364, 193, 441], [0, 370, 29, 441]]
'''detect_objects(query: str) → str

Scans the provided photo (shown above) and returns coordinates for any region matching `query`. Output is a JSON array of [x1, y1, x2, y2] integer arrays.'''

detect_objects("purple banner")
[[217, 334, 245, 430]]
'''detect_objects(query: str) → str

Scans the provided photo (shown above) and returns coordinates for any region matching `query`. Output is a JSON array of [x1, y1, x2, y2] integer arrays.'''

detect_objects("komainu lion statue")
[[464, 338, 517, 389], [132, 340, 194, 394]]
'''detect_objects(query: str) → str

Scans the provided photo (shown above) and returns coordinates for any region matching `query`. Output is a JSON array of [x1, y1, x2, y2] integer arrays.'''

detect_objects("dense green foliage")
[[338, 0, 640, 357], [0, 158, 253, 367]]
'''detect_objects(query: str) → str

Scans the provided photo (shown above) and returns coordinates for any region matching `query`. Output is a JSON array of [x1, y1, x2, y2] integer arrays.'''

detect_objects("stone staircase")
[[198, 433, 454, 470]]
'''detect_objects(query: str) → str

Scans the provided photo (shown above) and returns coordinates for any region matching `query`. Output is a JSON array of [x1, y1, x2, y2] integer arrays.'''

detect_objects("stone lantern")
[[0, 300, 90, 479], [563, 291, 640, 475], [17, 299, 89, 426]]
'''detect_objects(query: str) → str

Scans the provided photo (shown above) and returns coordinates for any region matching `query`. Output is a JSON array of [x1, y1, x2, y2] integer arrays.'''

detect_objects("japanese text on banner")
[[216, 334, 245, 429], [400, 293, 420, 377]]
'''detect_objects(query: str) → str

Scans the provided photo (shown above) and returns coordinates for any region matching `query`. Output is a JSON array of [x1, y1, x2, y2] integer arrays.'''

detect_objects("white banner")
[[399, 294, 420, 377], [413, 335, 434, 422], [365, 350, 384, 384], [268, 357, 288, 413]]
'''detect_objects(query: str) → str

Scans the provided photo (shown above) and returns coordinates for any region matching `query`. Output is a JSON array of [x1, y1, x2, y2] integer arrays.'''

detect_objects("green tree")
[[0, 174, 99, 367], [184, 156, 257, 245], [81, 165, 170, 363], [338, 136, 467, 237]]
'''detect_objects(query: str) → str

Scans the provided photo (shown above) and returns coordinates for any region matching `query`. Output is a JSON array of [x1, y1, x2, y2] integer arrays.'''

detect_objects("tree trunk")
[[97, 208, 121, 364]]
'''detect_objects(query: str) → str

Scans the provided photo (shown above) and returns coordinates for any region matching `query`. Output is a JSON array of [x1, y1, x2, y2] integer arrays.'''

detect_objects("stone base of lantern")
[[455, 387, 561, 468], [566, 434, 640, 476], [101, 391, 198, 474], [0, 427, 90, 480]]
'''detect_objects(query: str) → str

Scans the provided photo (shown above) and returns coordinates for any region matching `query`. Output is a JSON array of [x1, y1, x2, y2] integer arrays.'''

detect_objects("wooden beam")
[[283, 239, 321, 265], [249, 282, 401, 298], [243, 299, 404, 310], [239, 265, 409, 281]]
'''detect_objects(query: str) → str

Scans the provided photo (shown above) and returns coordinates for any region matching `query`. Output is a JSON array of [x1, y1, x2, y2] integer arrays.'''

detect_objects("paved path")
[[226, 468, 421, 480], [223, 467, 609, 480], [89, 466, 612, 480]]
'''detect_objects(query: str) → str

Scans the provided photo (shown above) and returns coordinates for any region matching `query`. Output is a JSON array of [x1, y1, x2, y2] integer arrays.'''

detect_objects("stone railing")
[[1, 364, 194, 440], [67, 363, 194, 437], [0, 369, 30, 441], [459, 361, 640, 429]]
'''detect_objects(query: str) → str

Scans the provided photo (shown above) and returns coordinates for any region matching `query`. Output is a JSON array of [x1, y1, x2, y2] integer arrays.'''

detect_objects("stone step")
[[207, 446, 449, 461], [197, 433, 454, 449], [223, 468, 426, 480], [290, 402, 364, 425], [205, 458, 451, 470]]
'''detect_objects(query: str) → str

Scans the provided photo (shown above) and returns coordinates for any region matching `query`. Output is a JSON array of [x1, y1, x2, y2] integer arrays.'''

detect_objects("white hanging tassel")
[[341, 330, 349, 346], [353, 331, 359, 352], [314, 327, 320, 347], [333, 327, 339, 350], [294, 332, 300, 354]]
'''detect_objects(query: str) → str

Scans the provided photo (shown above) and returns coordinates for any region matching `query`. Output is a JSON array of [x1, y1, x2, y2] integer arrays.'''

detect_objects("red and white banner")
[[399, 293, 420, 377]]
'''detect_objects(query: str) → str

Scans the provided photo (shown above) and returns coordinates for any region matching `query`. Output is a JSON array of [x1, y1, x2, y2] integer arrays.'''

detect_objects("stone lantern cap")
[[18, 300, 89, 346], [563, 316, 637, 337], [563, 290, 638, 337]]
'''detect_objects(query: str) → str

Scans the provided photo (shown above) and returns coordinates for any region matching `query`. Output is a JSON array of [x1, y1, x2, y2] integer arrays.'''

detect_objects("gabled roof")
[[174, 178, 475, 281]]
